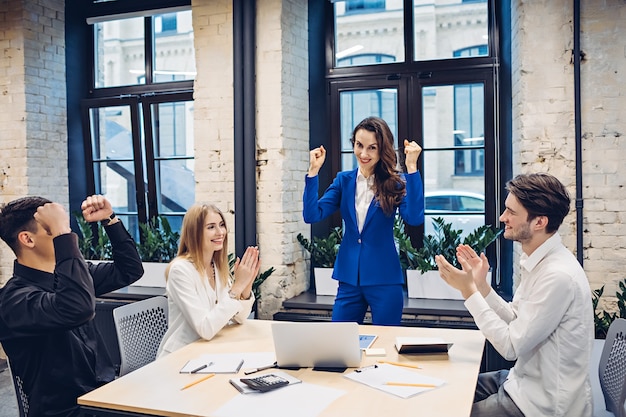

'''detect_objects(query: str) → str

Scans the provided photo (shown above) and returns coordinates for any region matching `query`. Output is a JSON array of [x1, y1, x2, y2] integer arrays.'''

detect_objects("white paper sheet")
[[214, 382, 345, 417], [344, 363, 445, 398]]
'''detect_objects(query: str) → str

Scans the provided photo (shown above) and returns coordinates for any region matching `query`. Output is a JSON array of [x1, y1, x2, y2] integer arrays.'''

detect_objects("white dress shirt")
[[355, 169, 375, 232], [465, 233, 594, 417], [157, 258, 254, 357]]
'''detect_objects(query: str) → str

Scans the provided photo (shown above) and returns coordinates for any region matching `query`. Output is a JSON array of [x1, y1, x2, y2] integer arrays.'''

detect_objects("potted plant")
[[75, 215, 180, 287], [297, 226, 342, 296], [404, 217, 502, 300]]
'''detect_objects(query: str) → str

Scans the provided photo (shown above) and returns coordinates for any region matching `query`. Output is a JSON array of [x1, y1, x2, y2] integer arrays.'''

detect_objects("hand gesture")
[[434, 253, 478, 300], [456, 244, 492, 297], [308, 146, 326, 177], [403, 139, 422, 173], [34, 202, 71, 237], [231, 246, 261, 299], [81, 195, 115, 223]]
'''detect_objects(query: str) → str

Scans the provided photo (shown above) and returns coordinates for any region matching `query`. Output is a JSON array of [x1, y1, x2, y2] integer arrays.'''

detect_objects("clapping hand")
[[231, 246, 261, 300]]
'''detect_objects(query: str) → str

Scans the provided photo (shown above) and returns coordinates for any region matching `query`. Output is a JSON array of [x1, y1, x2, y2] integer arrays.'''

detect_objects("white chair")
[[113, 296, 168, 376], [597, 318, 626, 417]]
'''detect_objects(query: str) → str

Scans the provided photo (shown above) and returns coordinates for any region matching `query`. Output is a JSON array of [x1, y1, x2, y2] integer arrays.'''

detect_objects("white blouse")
[[157, 258, 254, 357]]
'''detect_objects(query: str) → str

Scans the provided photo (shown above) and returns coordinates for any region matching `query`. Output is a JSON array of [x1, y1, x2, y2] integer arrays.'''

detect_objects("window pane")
[[153, 10, 196, 82], [421, 81, 485, 237], [422, 149, 485, 237], [156, 159, 195, 214], [339, 88, 398, 171], [88, 105, 141, 238], [94, 17, 145, 88], [334, 1, 404, 68], [151, 101, 195, 214], [413, 0, 489, 61]]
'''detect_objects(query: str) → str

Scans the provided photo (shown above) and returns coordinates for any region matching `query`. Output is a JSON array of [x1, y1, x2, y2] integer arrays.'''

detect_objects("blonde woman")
[[157, 203, 260, 357]]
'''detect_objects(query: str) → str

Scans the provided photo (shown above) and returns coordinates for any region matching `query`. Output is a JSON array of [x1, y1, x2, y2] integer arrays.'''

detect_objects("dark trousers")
[[472, 370, 525, 417]]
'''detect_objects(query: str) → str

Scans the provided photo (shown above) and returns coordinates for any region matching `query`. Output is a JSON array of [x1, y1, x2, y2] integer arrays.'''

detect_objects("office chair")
[[598, 318, 626, 417], [7, 359, 29, 417], [113, 296, 168, 376]]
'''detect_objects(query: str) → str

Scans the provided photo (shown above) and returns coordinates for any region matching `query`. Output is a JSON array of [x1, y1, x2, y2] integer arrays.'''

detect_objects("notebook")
[[394, 337, 453, 354], [271, 321, 362, 369]]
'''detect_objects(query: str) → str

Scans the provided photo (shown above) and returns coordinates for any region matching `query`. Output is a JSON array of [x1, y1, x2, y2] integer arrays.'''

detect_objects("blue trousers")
[[331, 281, 404, 325]]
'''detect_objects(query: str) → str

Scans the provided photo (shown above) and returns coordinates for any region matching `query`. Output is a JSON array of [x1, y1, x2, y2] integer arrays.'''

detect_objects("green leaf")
[[400, 217, 501, 274], [297, 226, 343, 268], [136, 216, 180, 262]]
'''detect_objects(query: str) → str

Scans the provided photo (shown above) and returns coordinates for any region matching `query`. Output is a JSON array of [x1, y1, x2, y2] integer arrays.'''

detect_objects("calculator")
[[240, 373, 290, 392]]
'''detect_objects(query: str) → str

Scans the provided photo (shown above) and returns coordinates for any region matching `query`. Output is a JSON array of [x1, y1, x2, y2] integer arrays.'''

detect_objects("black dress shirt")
[[0, 222, 144, 417]]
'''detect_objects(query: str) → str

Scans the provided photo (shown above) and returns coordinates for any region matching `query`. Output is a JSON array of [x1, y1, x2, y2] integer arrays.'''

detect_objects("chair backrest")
[[113, 296, 168, 376], [599, 318, 626, 417], [6, 359, 29, 417]]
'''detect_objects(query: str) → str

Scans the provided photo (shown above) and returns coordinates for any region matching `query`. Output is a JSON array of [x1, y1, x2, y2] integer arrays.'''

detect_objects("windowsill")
[[99, 285, 166, 301], [276, 291, 477, 329]]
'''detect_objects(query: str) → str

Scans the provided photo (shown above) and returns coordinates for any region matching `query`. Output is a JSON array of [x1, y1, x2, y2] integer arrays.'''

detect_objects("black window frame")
[[308, 0, 513, 297], [75, 0, 194, 239]]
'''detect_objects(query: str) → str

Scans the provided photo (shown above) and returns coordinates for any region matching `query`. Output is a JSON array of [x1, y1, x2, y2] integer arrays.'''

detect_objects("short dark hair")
[[0, 196, 52, 255], [505, 173, 570, 233]]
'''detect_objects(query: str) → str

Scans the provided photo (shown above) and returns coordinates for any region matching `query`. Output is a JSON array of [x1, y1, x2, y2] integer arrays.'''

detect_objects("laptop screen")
[[271, 321, 362, 369]]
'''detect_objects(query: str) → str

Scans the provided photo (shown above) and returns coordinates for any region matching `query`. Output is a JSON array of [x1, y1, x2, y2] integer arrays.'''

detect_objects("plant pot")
[[406, 270, 492, 300], [314, 267, 338, 296], [132, 262, 168, 287], [91, 260, 167, 288]]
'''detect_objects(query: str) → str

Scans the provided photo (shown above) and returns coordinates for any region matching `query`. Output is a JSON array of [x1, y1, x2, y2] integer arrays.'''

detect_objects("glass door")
[[415, 69, 497, 237]]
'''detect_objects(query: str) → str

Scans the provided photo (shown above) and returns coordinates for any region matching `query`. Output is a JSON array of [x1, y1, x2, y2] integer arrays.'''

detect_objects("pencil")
[[385, 381, 437, 388], [180, 373, 215, 390], [377, 360, 421, 369]]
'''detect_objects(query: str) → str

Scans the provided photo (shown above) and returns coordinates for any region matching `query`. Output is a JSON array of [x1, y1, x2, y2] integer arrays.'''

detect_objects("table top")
[[78, 319, 485, 417]]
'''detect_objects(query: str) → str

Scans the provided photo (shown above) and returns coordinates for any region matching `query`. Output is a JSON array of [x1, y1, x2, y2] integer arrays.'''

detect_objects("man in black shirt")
[[0, 195, 144, 416]]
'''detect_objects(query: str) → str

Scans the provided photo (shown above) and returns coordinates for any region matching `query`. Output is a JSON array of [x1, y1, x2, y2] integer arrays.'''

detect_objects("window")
[[345, 0, 386, 13], [93, 9, 195, 89], [82, 4, 195, 238], [316, 0, 511, 294], [329, 0, 495, 233], [333, 0, 404, 67]]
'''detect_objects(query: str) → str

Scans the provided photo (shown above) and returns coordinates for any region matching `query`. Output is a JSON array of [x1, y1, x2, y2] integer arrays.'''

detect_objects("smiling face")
[[202, 210, 227, 255], [353, 128, 380, 176], [499, 193, 534, 243]]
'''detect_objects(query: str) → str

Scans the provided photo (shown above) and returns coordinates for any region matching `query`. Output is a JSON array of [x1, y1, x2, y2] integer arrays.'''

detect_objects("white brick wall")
[[0, 0, 67, 285], [511, 0, 626, 314], [254, 0, 310, 318]]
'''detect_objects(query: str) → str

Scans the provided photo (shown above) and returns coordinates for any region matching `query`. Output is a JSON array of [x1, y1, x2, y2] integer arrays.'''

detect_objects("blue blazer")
[[303, 170, 424, 286]]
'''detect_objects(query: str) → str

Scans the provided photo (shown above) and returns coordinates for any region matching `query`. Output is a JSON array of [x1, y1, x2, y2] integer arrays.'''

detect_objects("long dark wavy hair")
[[350, 116, 405, 216]]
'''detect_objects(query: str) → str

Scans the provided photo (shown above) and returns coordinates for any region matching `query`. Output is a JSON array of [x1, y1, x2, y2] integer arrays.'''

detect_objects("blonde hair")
[[166, 203, 230, 286]]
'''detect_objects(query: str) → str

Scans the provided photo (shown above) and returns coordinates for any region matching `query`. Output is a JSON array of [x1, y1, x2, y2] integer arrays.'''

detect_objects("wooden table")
[[78, 319, 485, 417]]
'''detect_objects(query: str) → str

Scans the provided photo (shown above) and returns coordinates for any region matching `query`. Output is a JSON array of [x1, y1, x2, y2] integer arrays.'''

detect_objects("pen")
[[377, 360, 421, 369], [190, 364, 208, 374], [243, 361, 278, 375], [385, 381, 437, 388], [180, 373, 215, 390]]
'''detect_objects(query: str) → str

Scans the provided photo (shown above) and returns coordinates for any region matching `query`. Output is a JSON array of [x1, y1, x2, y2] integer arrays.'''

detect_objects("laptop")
[[271, 321, 362, 369]]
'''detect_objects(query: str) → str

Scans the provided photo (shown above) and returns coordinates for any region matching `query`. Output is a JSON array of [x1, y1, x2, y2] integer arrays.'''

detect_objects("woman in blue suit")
[[303, 116, 424, 325]]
